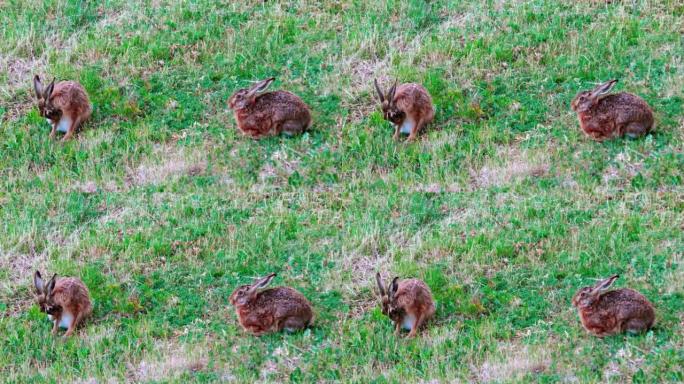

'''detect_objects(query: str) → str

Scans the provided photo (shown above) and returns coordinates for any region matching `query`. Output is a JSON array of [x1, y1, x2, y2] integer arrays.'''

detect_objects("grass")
[[0, 0, 683, 382]]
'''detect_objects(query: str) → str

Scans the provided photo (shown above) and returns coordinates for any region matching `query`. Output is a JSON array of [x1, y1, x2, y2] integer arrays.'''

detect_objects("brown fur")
[[376, 273, 435, 338], [33, 75, 92, 141], [572, 275, 655, 337], [229, 273, 313, 336], [228, 78, 311, 139], [571, 79, 653, 141], [374, 80, 434, 141], [34, 271, 92, 337]]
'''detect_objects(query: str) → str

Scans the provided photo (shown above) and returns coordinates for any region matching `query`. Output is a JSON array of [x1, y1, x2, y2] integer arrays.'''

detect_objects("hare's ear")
[[590, 79, 617, 99], [375, 272, 386, 296], [46, 273, 57, 297], [255, 273, 276, 288], [388, 80, 398, 103], [373, 79, 385, 103], [44, 78, 56, 100], [247, 273, 276, 297], [594, 274, 619, 292], [33, 75, 43, 98], [34, 271, 44, 293], [249, 77, 275, 95], [389, 276, 400, 298]]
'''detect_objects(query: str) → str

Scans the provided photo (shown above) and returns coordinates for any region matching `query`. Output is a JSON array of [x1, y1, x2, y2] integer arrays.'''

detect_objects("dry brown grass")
[[126, 340, 209, 382], [470, 146, 550, 189], [475, 342, 551, 383], [1, 55, 46, 95], [321, 232, 390, 295], [126, 144, 208, 187], [601, 346, 647, 382], [0, 236, 47, 290]]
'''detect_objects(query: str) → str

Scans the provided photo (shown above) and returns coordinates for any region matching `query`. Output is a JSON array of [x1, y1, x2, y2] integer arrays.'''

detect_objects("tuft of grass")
[[1, 0, 683, 382]]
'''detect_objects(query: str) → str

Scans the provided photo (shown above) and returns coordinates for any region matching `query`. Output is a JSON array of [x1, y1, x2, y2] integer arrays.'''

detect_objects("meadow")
[[1, 0, 683, 382]]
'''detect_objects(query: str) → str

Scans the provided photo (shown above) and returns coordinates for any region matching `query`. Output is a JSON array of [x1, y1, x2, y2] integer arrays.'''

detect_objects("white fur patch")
[[47, 314, 53, 321], [401, 313, 416, 330], [400, 119, 415, 134], [54, 311, 74, 329], [56, 116, 72, 133]]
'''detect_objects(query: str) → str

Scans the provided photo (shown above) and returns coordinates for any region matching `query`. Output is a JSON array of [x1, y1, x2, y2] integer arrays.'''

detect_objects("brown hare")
[[376, 273, 435, 338], [33, 75, 92, 141], [572, 274, 655, 337], [374, 79, 434, 142], [571, 79, 653, 140], [34, 271, 92, 337], [229, 273, 313, 336], [228, 77, 311, 138]]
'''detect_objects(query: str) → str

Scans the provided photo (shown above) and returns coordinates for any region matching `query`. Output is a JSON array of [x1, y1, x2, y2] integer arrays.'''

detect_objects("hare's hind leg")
[[408, 312, 426, 338], [68, 310, 88, 337], [624, 122, 648, 139], [281, 120, 305, 137], [282, 317, 308, 333], [624, 318, 650, 334], [62, 115, 82, 142], [407, 118, 423, 142], [64, 323, 76, 337]]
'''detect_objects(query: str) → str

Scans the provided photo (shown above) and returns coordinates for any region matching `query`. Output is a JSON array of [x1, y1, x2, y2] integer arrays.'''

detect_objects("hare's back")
[[396, 279, 434, 305], [254, 91, 309, 118], [396, 83, 429, 96], [396, 84, 431, 101], [597, 93, 652, 119], [399, 278, 429, 291], [598, 289, 652, 313], [395, 84, 433, 115], [53, 277, 91, 308], [52, 81, 92, 114], [257, 287, 311, 311]]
